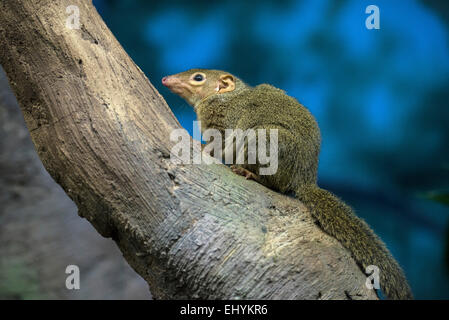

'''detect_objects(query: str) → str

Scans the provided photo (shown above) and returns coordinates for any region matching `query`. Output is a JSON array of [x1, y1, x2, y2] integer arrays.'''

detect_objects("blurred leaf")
[[423, 191, 449, 206], [0, 259, 44, 299]]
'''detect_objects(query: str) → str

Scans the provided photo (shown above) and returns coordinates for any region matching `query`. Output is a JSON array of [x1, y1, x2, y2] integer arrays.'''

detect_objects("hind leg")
[[230, 165, 261, 181]]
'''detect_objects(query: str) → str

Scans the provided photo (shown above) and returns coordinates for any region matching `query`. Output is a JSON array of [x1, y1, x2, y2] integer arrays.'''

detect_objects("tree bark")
[[0, 0, 377, 299]]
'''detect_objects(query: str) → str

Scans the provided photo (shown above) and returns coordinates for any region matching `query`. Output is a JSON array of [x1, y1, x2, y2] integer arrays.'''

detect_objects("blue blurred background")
[[92, 0, 449, 299]]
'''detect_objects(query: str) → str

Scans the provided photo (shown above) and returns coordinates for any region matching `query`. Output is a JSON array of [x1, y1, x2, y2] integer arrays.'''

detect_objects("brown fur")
[[163, 69, 413, 299]]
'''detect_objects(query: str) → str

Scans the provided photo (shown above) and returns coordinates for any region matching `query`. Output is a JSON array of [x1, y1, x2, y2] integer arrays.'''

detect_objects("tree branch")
[[0, 0, 377, 299]]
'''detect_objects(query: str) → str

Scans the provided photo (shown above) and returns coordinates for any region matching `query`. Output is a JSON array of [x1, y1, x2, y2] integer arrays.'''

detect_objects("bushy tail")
[[296, 184, 413, 300]]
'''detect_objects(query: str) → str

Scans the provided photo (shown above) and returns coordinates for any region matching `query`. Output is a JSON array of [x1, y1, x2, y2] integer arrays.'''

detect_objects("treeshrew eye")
[[193, 74, 204, 81]]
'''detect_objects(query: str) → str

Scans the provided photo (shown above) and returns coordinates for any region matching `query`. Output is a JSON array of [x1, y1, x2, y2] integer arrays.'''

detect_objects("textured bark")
[[0, 0, 377, 299], [0, 66, 150, 300]]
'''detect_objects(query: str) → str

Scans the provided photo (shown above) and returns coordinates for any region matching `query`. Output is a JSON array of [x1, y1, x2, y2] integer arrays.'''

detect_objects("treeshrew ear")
[[218, 74, 235, 93]]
